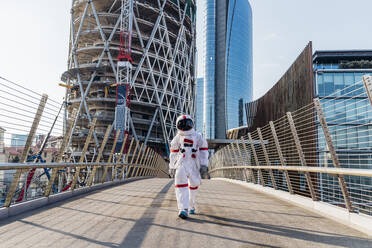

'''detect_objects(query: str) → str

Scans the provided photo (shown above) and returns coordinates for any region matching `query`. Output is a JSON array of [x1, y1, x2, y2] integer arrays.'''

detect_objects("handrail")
[[209, 166, 372, 177], [0, 162, 156, 170], [209, 75, 372, 216]]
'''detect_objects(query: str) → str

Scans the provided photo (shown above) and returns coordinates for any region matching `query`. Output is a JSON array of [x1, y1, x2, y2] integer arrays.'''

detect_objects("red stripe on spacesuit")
[[199, 147, 208, 151], [189, 186, 198, 190], [184, 138, 193, 144], [175, 184, 188, 188], [170, 149, 179, 153]]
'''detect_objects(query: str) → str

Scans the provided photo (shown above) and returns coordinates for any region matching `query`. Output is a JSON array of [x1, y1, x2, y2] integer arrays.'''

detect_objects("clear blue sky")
[[0, 0, 371, 102]]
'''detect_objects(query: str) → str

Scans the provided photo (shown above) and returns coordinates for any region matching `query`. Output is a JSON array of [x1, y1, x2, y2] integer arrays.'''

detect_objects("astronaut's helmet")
[[176, 115, 194, 131]]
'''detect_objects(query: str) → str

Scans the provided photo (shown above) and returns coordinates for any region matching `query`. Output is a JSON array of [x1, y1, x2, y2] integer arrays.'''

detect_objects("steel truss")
[[62, 0, 197, 157]]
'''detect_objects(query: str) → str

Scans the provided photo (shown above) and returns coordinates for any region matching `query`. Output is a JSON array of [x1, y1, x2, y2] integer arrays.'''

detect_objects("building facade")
[[10, 134, 27, 147], [314, 50, 372, 205], [244, 46, 372, 208], [203, 0, 253, 139], [196, 78, 204, 133], [0, 127, 5, 163]]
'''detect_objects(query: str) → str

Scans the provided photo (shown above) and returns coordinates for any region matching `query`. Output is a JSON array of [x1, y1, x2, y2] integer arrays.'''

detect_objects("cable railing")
[[0, 76, 169, 208], [209, 75, 372, 216]]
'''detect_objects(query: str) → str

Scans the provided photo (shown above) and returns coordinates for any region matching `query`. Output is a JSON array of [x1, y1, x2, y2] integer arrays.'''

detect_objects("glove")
[[199, 165, 208, 173], [169, 168, 176, 178]]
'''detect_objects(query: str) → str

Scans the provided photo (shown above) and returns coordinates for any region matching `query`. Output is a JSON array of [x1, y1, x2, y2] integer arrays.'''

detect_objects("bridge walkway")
[[0, 178, 371, 248]]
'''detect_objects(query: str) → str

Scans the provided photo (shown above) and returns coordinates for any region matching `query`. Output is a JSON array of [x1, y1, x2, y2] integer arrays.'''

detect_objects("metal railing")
[[209, 75, 372, 216], [0, 76, 169, 208], [0, 137, 169, 208]]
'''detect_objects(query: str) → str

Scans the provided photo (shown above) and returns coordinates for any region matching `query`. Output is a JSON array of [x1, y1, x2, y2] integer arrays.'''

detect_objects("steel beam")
[[257, 128, 277, 189], [248, 133, 264, 186], [287, 112, 317, 201], [89, 125, 113, 186], [269, 121, 293, 194], [314, 98, 352, 211], [101, 130, 120, 183], [4, 94, 48, 207], [71, 118, 97, 190]]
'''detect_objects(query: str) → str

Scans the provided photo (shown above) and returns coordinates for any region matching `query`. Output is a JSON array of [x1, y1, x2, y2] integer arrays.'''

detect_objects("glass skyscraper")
[[203, 0, 253, 139], [203, 0, 216, 139], [196, 78, 204, 133], [226, 0, 253, 129]]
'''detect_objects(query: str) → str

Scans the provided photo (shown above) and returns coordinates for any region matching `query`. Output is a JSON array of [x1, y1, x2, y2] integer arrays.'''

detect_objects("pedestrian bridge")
[[1, 178, 371, 248], [1, 76, 372, 247]]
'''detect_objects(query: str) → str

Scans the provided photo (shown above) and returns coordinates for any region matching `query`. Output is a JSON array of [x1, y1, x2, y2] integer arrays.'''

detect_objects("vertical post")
[[234, 142, 247, 181], [138, 146, 149, 176], [111, 133, 128, 181], [120, 137, 135, 179], [287, 112, 317, 201], [71, 118, 97, 190], [88, 124, 112, 186], [314, 98, 352, 211], [144, 149, 154, 176], [45, 108, 78, 197], [257, 128, 277, 189], [5, 94, 48, 207], [128, 140, 140, 177], [241, 137, 255, 183], [226, 145, 237, 179], [248, 133, 265, 186], [362, 75, 372, 105], [149, 150, 157, 177], [269, 121, 293, 194], [101, 130, 120, 183], [222, 147, 229, 178], [133, 143, 144, 177], [155, 154, 161, 177], [150, 152, 158, 177]]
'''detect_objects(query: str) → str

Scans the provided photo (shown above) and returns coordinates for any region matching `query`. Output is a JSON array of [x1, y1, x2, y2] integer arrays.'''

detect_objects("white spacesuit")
[[169, 115, 209, 219]]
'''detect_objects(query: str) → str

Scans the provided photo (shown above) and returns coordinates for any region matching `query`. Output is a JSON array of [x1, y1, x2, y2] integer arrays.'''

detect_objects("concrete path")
[[0, 178, 371, 248]]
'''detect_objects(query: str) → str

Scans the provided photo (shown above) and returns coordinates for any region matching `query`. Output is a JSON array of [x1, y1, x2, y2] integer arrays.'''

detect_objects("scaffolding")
[[61, 0, 197, 159]]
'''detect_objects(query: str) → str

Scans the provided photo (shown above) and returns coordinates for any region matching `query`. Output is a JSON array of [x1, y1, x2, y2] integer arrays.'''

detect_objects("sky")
[[0, 0, 372, 102]]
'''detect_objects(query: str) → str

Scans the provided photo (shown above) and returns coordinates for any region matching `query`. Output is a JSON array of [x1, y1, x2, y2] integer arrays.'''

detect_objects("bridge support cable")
[[4, 94, 48, 207]]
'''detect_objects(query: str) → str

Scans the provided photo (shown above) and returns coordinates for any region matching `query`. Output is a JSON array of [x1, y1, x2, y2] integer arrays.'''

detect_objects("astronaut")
[[169, 115, 209, 219]]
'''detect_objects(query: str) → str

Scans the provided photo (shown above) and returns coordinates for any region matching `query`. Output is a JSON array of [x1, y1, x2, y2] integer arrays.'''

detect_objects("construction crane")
[[115, 0, 134, 152]]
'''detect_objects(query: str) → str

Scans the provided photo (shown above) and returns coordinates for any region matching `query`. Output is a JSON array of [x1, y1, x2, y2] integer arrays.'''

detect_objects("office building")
[[10, 134, 27, 148], [314, 50, 372, 204], [203, 0, 253, 139], [196, 78, 204, 133]]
